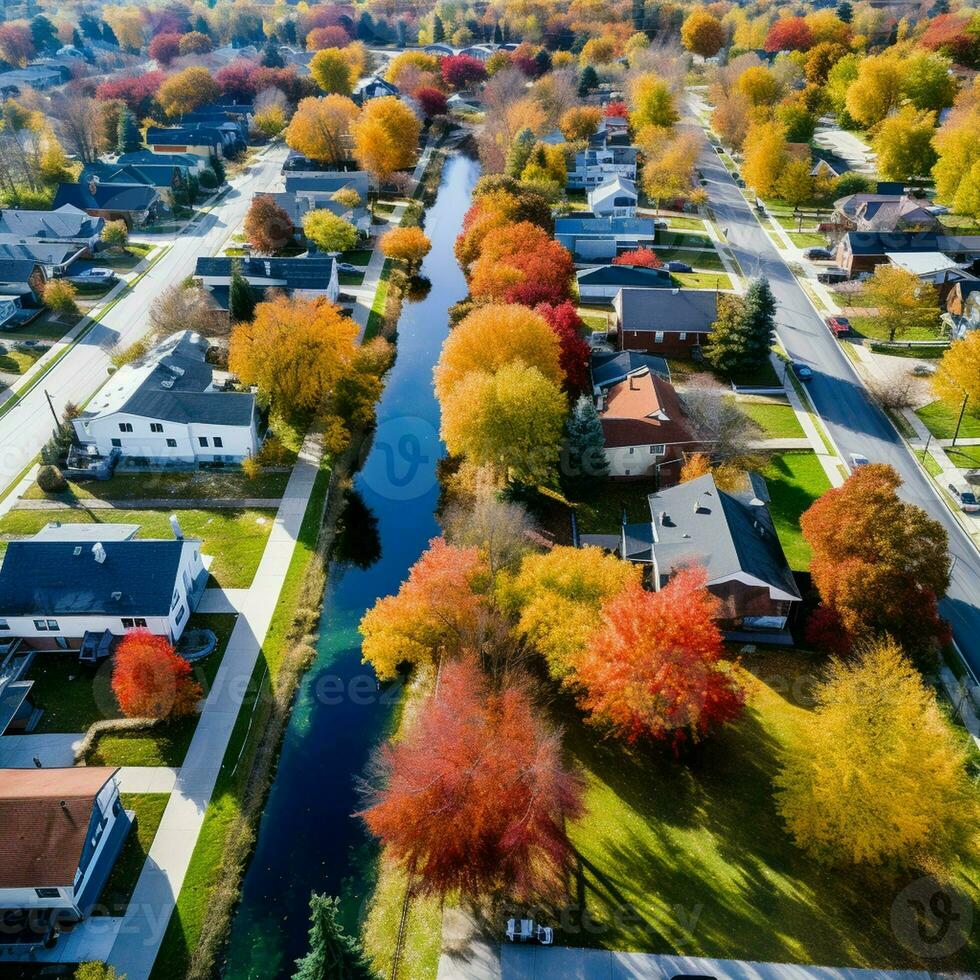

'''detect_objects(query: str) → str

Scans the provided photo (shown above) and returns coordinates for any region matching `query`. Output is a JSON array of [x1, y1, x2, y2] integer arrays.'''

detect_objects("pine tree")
[[578, 65, 599, 96], [116, 108, 142, 154], [194, 14, 209, 34], [229, 261, 256, 323], [632, 0, 645, 31], [293, 893, 375, 980], [432, 13, 445, 42], [101, 21, 118, 46], [72, 27, 84, 49], [209, 151, 226, 184], [396, 20, 407, 47], [357, 11, 374, 41], [563, 394, 609, 495], [704, 278, 776, 377], [504, 128, 536, 178], [742, 276, 776, 367], [493, 22, 503, 44], [262, 38, 284, 68], [836, 0, 853, 22]]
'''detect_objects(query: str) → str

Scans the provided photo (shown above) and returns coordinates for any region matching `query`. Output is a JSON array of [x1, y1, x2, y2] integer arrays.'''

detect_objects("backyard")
[[23, 469, 291, 502], [760, 451, 831, 571], [916, 400, 980, 441]]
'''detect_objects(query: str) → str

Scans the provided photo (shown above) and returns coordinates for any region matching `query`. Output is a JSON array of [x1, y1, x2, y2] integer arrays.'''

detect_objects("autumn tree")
[[742, 119, 788, 196], [775, 638, 978, 868], [764, 17, 814, 52], [711, 92, 751, 149], [454, 184, 552, 268], [804, 41, 848, 84], [629, 72, 679, 129], [704, 280, 776, 377], [306, 25, 350, 51], [158, 67, 220, 118], [679, 452, 744, 492], [441, 53, 486, 90], [0, 23, 34, 65], [302, 210, 358, 253], [801, 464, 950, 657], [903, 51, 957, 112], [861, 266, 939, 343], [612, 247, 663, 268], [285, 96, 360, 166], [519, 142, 566, 191], [414, 87, 447, 120], [310, 48, 354, 95], [44, 280, 78, 317], [379, 226, 431, 268], [244, 195, 294, 254], [229, 295, 358, 415], [574, 569, 744, 746], [868, 106, 937, 182], [933, 332, 980, 409], [112, 630, 202, 719], [351, 96, 420, 185], [933, 88, 980, 218], [149, 283, 221, 339], [534, 301, 591, 392], [681, 11, 725, 58], [179, 31, 213, 56], [101, 221, 128, 249], [359, 537, 487, 678], [736, 65, 782, 106], [148, 31, 181, 66], [385, 50, 439, 87], [776, 158, 817, 212], [360, 657, 584, 901], [52, 96, 105, 165], [846, 53, 903, 127], [579, 36, 618, 67], [559, 106, 601, 141]]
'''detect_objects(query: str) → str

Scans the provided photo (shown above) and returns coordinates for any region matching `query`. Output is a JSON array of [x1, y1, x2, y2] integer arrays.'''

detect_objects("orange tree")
[[112, 631, 202, 719], [351, 96, 420, 185], [157, 66, 220, 118], [284, 96, 360, 166], [244, 195, 294, 254], [379, 226, 431, 268]]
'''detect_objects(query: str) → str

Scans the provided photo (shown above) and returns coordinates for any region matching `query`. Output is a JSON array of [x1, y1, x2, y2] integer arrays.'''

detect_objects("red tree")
[[215, 60, 260, 100], [307, 25, 350, 50], [441, 54, 486, 90], [111, 631, 202, 719], [244, 195, 295, 253], [254, 65, 310, 104], [0, 24, 35, 66], [535, 301, 591, 392], [919, 14, 980, 67], [510, 42, 546, 78], [765, 17, 814, 52], [574, 568, 745, 746], [148, 8, 188, 37], [96, 72, 166, 116], [414, 86, 448, 119], [149, 31, 182, 66], [612, 247, 664, 268], [603, 100, 629, 118], [470, 221, 574, 306], [360, 656, 584, 900]]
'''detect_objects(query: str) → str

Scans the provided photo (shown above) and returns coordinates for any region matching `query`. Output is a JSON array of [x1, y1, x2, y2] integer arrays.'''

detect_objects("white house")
[[0, 520, 207, 650], [0, 767, 131, 946], [72, 331, 259, 467], [587, 177, 638, 218], [567, 146, 638, 190]]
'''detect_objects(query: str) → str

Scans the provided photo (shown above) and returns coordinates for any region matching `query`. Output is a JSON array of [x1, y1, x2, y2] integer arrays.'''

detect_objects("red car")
[[825, 316, 851, 337]]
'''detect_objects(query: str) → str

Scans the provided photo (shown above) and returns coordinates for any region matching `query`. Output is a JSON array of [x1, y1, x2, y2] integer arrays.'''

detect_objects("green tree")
[[116, 106, 142, 154], [293, 893, 376, 980], [902, 51, 957, 112], [704, 279, 775, 377], [577, 65, 599, 96], [837, 1, 852, 22], [777, 158, 817, 214], [75, 964, 122, 980], [210, 151, 226, 184], [505, 127, 536, 179], [872, 106, 938, 181], [861, 265, 939, 341], [432, 13, 444, 42], [229, 260, 255, 323], [562, 394, 609, 495], [310, 48, 354, 95], [302, 210, 358, 253]]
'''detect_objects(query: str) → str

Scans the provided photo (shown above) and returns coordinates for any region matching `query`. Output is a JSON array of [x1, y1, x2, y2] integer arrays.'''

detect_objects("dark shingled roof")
[[145, 127, 220, 147], [0, 259, 40, 286], [53, 181, 159, 213], [591, 350, 670, 387], [616, 287, 718, 332], [577, 265, 672, 288], [195, 255, 335, 291]]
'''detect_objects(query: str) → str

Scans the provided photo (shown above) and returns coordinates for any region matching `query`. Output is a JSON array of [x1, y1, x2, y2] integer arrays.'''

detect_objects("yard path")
[[115, 766, 180, 794], [195, 587, 250, 613], [9, 496, 282, 511]]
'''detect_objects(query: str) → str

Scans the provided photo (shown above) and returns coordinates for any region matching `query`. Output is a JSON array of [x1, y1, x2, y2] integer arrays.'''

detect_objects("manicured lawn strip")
[[363, 259, 392, 342], [665, 216, 707, 231], [23, 469, 290, 502], [0, 347, 43, 374], [94, 794, 169, 916], [655, 247, 725, 271], [342, 248, 373, 266], [562, 649, 980, 969], [733, 398, 805, 439], [0, 508, 275, 588], [915, 400, 980, 440], [850, 315, 943, 342], [946, 445, 980, 468], [730, 359, 781, 388], [672, 271, 732, 290], [150, 465, 331, 979], [788, 232, 828, 248], [657, 230, 714, 249], [761, 451, 830, 571], [340, 271, 365, 286], [100, 244, 154, 271]]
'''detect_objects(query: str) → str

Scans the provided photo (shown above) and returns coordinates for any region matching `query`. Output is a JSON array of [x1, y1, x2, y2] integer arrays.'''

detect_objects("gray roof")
[[53, 181, 158, 213], [284, 174, 367, 194], [616, 288, 718, 331], [0, 242, 81, 267], [556, 215, 656, 237], [577, 265, 672, 288], [0, 538, 191, 617], [117, 151, 199, 169], [195, 256, 335, 290], [146, 127, 219, 148], [627, 473, 800, 598], [0, 204, 102, 241], [0, 260, 40, 287], [590, 350, 670, 388]]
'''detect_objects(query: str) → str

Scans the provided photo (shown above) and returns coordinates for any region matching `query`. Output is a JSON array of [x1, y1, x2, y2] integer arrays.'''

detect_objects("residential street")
[[694, 129, 980, 679], [0, 144, 288, 491]]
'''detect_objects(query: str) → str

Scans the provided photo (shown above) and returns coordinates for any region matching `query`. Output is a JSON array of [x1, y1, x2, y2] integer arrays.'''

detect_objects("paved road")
[[0, 144, 288, 491], [696, 134, 980, 680]]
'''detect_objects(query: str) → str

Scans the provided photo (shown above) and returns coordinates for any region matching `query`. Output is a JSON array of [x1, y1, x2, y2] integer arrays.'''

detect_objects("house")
[[0, 65, 63, 95], [0, 260, 46, 305], [117, 150, 207, 176], [177, 122, 244, 157], [885, 252, 974, 300], [580, 472, 801, 639], [423, 43, 455, 56], [0, 241, 86, 278], [576, 263, 672, 303], [831, 192, 940, 237], [145, 127, 221, 161], [265, 191, 371, 238], [80, 162, 192, 207], [283, 170, 371, 200], [595, 367, 696, 483], [72, 331, 259, 468], [591, 349, 670, 389], [0, 520, 207, 648], [810, 158, 844, 179], [613, 287, 719, 354], [537, 129, 567, 146], [194, 255, 339, 310], [352, 74, 400, 106], [836, 232, 980, 277], [942, 279, 980, 339], [0, 767, 131, 945], [587, 176, 638, 218], [555, 215, 657, 262], [459, 44, 497, 61], [567, 146, 639, 190], [53, 178, 160, 229], [0, 205, 103, 249]]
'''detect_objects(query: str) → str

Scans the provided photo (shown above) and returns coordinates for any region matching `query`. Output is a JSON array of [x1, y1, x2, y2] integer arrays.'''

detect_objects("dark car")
[[791, 361, 813, 381], [817, 267, 848, 284], [825, 315, 851, 337], [664, 260, 693, 273], [804, 246, 832, 260]]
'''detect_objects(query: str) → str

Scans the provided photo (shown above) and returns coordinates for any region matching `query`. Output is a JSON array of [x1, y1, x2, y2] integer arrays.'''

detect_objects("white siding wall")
[[605, 443, 666, 477]]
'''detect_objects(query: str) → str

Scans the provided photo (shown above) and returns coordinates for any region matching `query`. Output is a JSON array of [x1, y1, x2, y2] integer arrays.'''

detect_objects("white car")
[[849, 453, 870, 468], [505, 918, 554, 944]]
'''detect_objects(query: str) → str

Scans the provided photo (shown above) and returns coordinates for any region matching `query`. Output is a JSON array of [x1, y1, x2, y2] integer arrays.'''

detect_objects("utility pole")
[[43, 389, 60, 431], [952, 391, 969, 448]]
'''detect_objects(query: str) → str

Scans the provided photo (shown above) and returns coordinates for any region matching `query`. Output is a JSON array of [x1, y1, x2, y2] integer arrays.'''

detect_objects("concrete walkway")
[[0, 731, 81, 767], [195, 586, 251, 613], [10, 496, 282, 510], [116, 766, 180, 794]]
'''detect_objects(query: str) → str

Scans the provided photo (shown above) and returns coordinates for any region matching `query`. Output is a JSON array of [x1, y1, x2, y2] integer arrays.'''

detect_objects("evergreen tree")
[[209, 152, 226, 184], [194, 14, 210, 34], [293, 893, 375, 980], [72, 28, 85, 49], [493, 22, 503, 44], [836, 0, 853, 22], [533, 49, 551, 76], [281, 20, 297, 46], [396, 20, 407, 47], [578, 65, 599, 96], [504, 128, 536, 178], [563, 394, 609, 495], [262, 38, 284, 68], [357, 11, 374, 41], [101, 21, 119, 46], [704, 278, 776, 377], [79, 13, 101, 39], [229, 261, 256, 323], [432, 13, 445, 42], [30, 15, 58, 53], [632, 0, 645, 31], [116, 108, 142, 154]]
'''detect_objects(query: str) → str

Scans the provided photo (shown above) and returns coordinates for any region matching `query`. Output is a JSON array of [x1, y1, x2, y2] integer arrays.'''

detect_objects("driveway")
[[812, 122, 876, 175]]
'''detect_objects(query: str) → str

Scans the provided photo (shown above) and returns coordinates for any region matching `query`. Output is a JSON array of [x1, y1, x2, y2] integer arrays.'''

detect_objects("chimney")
[[92, 542, 106, 564], [88, 175, 99, 196], [169, 514, 183, 540]]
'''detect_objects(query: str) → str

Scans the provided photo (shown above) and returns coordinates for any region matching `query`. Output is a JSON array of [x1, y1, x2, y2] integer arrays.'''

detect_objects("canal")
[[223, 152, 480, 978]]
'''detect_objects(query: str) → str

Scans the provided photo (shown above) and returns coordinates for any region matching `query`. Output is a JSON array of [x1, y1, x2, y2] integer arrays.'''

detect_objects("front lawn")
[[665, 217, 706, 231], [915, 400, 980, 441], [561, 649, 979, 970], [655, 247, 725, 271], [0, 346, 43, 374], [94, 793, 169, 916], [761, 451, 831, 571], [23, 469, 290, 502], [850, 315, 943, 343], [672, 271, 733, 290], [341, 248, 373, 266], [788, 232, 828, 248], [100, 244, 154, 271], [734, 398, 805, 439], [656, 230, 713, 249], [0, 509, 276, 588], [946, 445, 980, 469]]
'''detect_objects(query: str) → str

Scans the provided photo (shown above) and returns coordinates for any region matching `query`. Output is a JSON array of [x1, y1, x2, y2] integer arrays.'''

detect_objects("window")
[[150, 423, 163, 433], [679, 332, 687, 341], [46, 620, 59, 631], [111, 438, 121, 448], [172, 589, 180, 609], [654, 331, 664, 343], [213, 436, 223, 448], [122, 618, 147, 629], [175, 605, 186, 625], [0, 619, 8, 630], [628, 447, 635, 455], [649, 444, 665, 455], [35, 888, 59, 899], [166, 438, 177, 448], [119, 422, 133, 433], [135, 618, 146, 627], [198, 437, 209, 448], [34, 620, 48, 631], [122, 618, 133, 628]]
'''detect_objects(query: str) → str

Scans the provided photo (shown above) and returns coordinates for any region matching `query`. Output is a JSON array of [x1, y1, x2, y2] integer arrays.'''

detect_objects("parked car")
[[734, 175, 746, 187], [652, 218, 669, 229], [714, 145, 724, 154], [825, 315, 851, 337], [336, 262, 360, 273], [70, 267, 117, 283], [505, 919, 553, 944], [817, 267, 848, 284], [948, 479, 979, 512], [849, 452, 870, 468], [912, 363, 937, 377], [664, 260, 693, 273], [791, 361, 813, 381], [804, 247, 833, 261], [927, 204, 951, 215]]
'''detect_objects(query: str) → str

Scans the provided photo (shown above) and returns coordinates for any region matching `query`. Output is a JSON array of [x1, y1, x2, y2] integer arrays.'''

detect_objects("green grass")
[[916, 401, 980, 441], [572, 481, 658, 536], [4, 316, 73, 341], [730, 359, 781, 389], [339, 271, 365, 286], [0, 509, 275, 588], [94, 794, 169, 916], [850, 316, 943, 343], [0, 347, 43, 374], [101, 244, 154, 271], [341, 248, 372, 266], [23, 469, 290, 502], [363, 259, 391, 342], [655, 247, 725, 271], [788, 232, 829, 248], [657, 230, 713, 249], [672, 271, 732, 290], [734, 398, 805, 439], [666, 216, 706, 231], [27, 654, 119, 732], [920, 450, 943, 477], [761, 451, 831, 570], [946, 445, 980, 469], [561, 648, 980, 970]]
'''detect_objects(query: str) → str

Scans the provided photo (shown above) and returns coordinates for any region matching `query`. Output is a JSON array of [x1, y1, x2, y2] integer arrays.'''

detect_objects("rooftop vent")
[[160, 378, 175, 389], [659, 511, 673, 527], [694, 493, 712, 514], [72, 546, 81, 557], [92, 542, 106, 564], [111, 590, 122, 601]]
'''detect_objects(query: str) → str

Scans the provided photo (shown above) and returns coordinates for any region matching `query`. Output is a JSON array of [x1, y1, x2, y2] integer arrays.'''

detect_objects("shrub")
[[199, 168, 218, 189], [101, 220, 129, 249], [242, 455, 263, 479], [256, 433, 291, 466], [111, 630, 202, 719], [36, 464, 67, 494], [43, 280, 79, 316]]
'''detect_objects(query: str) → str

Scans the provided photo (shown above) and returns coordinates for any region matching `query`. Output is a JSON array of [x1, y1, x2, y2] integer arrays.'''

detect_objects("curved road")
[[697, 137, 980, 680]]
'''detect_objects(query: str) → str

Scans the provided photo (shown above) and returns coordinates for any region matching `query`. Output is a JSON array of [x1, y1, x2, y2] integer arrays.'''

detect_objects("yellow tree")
[[932, 85, 980, 218], [157, 67, 220, 119], [228, 295, 358, 414], [103, 6, 145, 52], [846, 53, 903, 127], [736, 65, 782, 106], [642, 131, 701, 209], [351, 96, 420, 184], [872, 106, 937, 182], [861, 265, 939, 342], [559, 106, 601, 141], [681, 11, 725, 58], [629, 72, 679, 129], [310, 47, 354, 95], [385, 50, 439, 87], [933, 332, 980, 409], [579, 36, 618, 66], [440, 361, 568, 486], [775, 638, 979, 867], [742, 120, 788, 197], [379, 226, 431, 267], [711, 92, 752, 149], [284, 96, 360, 166], [434, 303, 563, 403]]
